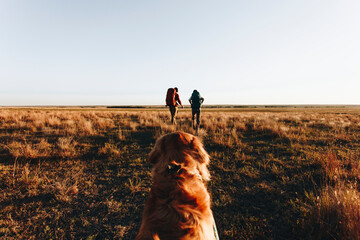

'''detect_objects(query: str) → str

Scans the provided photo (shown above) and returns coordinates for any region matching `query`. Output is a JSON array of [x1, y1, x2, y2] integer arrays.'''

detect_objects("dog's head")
[[149, 132, 210, 182]]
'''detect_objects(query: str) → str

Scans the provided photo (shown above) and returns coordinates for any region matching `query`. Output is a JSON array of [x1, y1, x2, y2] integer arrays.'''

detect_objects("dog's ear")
[[190, 137, 209, 164], [149, 136, 165, 165], [189, 136, 211, 181], [149, 149, 159, 165], [190, 137, 210, 181]]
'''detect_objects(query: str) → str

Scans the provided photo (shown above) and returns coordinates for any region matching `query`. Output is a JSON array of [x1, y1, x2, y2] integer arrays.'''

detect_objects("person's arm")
[[201, 97, 204, 103], [176, 94, 184, 108]]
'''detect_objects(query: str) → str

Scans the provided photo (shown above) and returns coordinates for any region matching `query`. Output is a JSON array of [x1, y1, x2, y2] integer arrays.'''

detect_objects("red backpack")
[[166, 88, 176, 106]]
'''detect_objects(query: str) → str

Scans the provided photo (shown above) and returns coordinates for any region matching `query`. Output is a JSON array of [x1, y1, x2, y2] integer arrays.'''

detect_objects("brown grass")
[[0, 107, 359, 239]]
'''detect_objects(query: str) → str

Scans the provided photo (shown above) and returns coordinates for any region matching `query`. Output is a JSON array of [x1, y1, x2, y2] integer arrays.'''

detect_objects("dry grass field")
[[0, 107, 360, 239]]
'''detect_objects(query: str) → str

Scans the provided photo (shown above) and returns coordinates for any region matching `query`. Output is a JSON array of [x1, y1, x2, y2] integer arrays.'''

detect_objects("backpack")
[[166, 88, 176, 106], [191, 91, 202, 109]]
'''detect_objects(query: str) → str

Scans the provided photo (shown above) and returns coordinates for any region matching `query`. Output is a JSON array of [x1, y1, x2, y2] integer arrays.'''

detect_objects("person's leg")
[[194, 109, 200, 130], [173, 106, 178, 124], [192, 108, 196, 129], [196, 109, 201, 127], [169, 106, 175, 124]]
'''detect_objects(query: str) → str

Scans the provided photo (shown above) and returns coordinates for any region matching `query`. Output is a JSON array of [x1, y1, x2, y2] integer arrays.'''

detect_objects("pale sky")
[[1, 1, 359, 106]]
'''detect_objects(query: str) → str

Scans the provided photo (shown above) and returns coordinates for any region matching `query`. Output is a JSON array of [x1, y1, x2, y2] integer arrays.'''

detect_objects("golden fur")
[[135, 132, 216, 240]]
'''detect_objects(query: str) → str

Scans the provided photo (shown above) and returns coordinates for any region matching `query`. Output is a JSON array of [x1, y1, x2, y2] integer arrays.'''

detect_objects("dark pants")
[[192, 108, 200, 128], [169, 105, 178, 124]]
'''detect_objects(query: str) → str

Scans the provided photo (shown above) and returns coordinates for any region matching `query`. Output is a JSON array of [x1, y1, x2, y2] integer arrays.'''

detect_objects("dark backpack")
[[166, 88, 176, 106], [191, 91, 201, 109]]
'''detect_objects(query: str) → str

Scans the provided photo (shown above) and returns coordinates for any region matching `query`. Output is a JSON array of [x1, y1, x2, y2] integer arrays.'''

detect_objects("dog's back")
[[135, 132, 216, 240]]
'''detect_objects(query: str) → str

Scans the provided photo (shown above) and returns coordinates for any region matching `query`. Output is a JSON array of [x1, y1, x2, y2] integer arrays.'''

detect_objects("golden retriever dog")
[[135, 132, 217, 240]]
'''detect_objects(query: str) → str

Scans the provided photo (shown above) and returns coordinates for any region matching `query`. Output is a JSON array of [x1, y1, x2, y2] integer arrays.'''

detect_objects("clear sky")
[[1, 1, 359, 106]]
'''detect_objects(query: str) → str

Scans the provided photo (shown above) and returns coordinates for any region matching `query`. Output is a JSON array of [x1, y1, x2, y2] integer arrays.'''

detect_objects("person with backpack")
[[189, 90, 204, 130], [166, 87, 183, 124]]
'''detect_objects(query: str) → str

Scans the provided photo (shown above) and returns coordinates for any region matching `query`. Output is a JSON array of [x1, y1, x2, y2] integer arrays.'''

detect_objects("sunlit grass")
[[0, 107, 359, 239]]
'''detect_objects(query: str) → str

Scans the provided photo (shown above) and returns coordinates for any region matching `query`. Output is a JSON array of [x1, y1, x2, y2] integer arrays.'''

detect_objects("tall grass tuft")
[[57, 137, 78, 158], [308, 182, 360, 240]]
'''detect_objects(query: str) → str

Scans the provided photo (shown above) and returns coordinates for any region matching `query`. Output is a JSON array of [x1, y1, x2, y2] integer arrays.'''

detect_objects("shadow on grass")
[[208, 127, 325, 240]]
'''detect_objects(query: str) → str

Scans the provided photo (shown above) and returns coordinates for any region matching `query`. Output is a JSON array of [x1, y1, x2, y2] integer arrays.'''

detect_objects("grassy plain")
[[0, 107, 359, 239]]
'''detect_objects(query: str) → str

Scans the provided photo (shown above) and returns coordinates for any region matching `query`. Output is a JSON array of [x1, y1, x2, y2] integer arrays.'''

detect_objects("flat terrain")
[[1, 107, 359, 239]]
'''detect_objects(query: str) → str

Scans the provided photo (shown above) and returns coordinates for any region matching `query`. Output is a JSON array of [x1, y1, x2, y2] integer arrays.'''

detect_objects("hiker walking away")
[[189, 90, 204, 130], [165, 87, 183, 124]]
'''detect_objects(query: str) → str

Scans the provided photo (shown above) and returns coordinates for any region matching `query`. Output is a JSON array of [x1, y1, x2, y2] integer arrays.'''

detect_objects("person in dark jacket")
[[189, 90, 204, 130]]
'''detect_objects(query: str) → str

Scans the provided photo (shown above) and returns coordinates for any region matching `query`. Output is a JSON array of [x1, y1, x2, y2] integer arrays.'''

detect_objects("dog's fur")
[[135, 132, 216, 240]]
